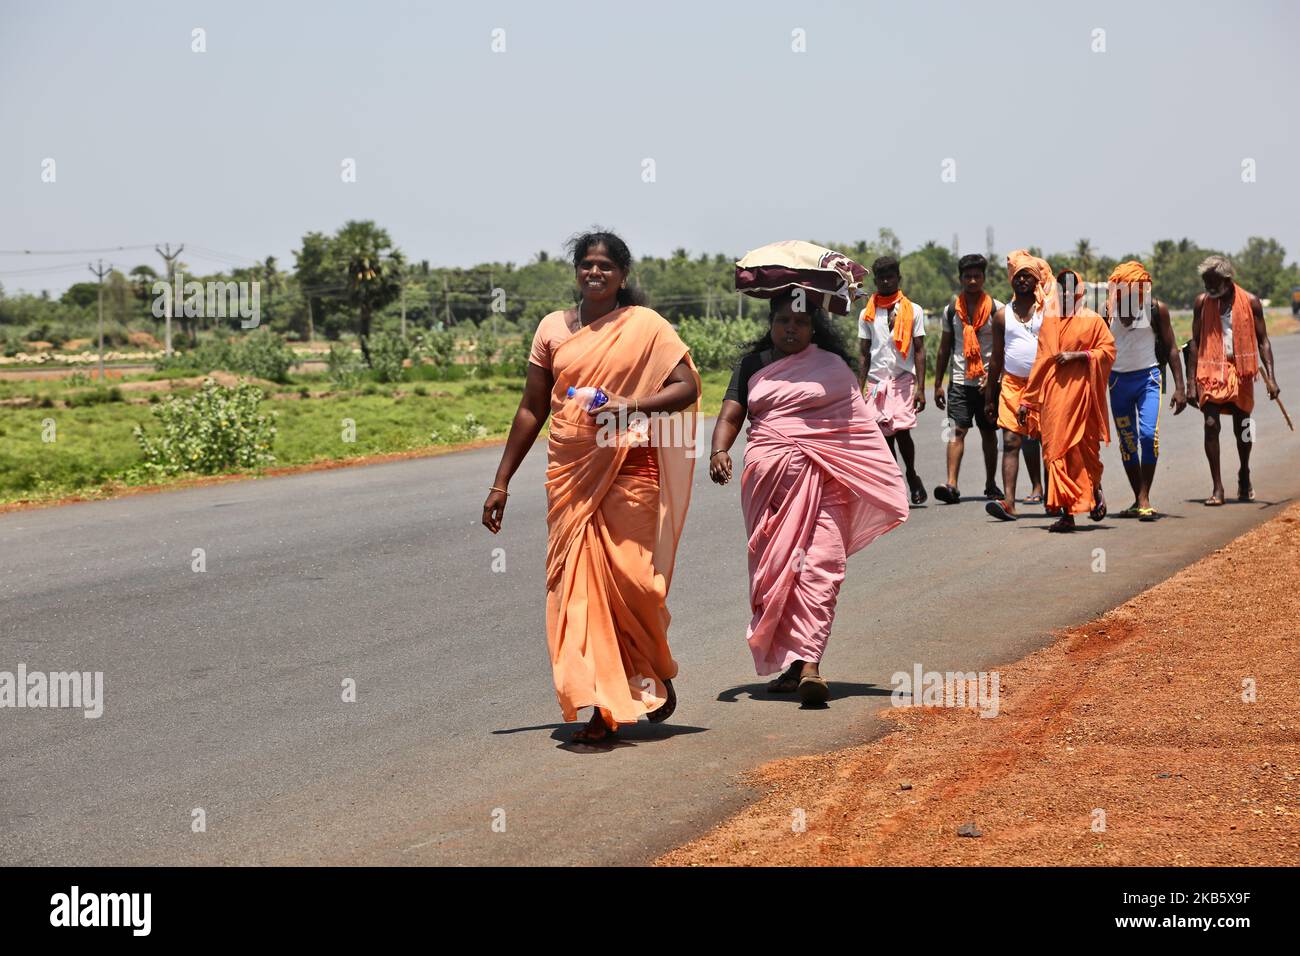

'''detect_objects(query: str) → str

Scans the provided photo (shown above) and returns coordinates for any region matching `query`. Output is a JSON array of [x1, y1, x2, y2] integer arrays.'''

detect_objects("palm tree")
[[1074, 239, 1095, 281], [332, 221, 403, 366]]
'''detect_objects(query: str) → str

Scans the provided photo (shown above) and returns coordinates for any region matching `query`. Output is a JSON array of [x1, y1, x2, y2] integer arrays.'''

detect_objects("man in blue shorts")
[[1105, 260, 1187, 519]]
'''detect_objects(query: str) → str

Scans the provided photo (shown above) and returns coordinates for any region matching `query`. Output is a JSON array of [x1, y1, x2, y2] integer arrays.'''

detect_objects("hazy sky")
[[2, 0, 1297, 294]]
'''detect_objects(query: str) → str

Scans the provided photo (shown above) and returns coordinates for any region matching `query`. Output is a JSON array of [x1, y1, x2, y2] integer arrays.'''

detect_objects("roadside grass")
[[0, 368, 732, 505]]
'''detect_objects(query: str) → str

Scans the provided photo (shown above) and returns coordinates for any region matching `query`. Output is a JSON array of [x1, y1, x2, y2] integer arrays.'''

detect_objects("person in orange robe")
[[482, 231, 700, 745], [1186, 255, 1281, 505], [1019, 265, 1117, 532]]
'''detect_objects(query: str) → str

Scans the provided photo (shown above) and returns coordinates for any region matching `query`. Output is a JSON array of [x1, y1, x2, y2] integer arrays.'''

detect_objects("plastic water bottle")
[[566, 386, 609, 412]]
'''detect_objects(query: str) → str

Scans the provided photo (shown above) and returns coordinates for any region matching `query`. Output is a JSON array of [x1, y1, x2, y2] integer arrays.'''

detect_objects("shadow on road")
[[716, 681, 892, 703], [491, 721, 709, 752]]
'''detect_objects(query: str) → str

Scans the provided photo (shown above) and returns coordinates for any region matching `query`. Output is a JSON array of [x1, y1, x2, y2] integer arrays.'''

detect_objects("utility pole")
[[736, 291, 742, 320], [88, 259, 111, 381], [443, 275, 451, 326], [399, 264, 407, 340], [985, 227, 994, 261], [952, 233, 959, 259], [156, 242, 184, 355]]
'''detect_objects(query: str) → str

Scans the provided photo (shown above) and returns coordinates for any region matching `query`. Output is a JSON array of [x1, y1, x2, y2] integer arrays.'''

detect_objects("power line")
[[0, 244, 157, 256]]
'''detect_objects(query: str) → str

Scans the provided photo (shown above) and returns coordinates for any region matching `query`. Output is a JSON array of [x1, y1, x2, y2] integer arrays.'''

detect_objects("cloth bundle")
[[735, 240, 867, 315]]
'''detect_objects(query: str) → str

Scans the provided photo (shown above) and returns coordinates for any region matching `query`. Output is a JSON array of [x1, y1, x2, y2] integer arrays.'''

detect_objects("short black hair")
[[871, 255, 900, 276], [958, 254, 988, 275]]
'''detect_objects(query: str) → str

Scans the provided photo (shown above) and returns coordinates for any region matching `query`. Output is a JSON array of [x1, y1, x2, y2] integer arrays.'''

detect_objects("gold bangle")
[[490, 486, 509, 496]]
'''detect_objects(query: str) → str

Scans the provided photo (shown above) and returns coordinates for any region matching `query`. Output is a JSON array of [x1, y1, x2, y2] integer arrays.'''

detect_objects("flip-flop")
[[1237, 485, 1255, 502], [933, 484, 961, 504], [647, 679, 676, 723], [984, 484, 1005, 500], [909, 479, 928, 506], [1048, 516, 1076, 533], [797, 675, 830, 705], [1119, 503, 1142, 517], [1023, 493, 1043, 505], [1089, 499, 1107, 522], [1204, 495, 1225, 507], [1138, 507, 1157, 522], [985, 500, 1016, 521]]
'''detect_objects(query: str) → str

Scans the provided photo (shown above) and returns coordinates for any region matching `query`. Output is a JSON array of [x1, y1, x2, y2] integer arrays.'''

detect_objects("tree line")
[[3, 223, 1296, 362]]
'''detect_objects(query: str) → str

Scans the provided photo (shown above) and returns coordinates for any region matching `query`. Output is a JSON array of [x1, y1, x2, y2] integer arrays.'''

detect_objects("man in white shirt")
[[858, 256, 928, 505], [932, 254, 1004, 504]]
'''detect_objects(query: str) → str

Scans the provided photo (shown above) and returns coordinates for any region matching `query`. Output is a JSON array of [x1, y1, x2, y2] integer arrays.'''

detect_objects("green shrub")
[[133, 378, 276, 475], [677, 316, 765, 371], [473, 326, 500, 368], [152, 330, 294, 383], [431, 413, 488, 444], [366, 331, 412, 383], [66, 387, 124, 407], [326, 342, 365, 389], [411, 328, 456, 367]]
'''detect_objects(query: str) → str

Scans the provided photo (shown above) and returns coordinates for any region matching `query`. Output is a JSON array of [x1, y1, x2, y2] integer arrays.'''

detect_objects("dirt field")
[[660, 502, 1300, 867]]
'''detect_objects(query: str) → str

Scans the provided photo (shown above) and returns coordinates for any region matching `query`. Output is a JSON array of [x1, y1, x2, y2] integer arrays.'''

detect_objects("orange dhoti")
[[1197, 359, 1254, 415], [997, 372, 1039, 436], [541, 306, 698, 728]]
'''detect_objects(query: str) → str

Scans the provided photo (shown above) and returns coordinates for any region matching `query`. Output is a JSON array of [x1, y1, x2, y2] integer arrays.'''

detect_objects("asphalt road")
[[2, 335, 1297, 866]]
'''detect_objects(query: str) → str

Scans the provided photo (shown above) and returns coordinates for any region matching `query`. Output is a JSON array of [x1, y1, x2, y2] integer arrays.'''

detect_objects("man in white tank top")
[[1105, 261, 1188, 520], [983, 261, 1045, 519]]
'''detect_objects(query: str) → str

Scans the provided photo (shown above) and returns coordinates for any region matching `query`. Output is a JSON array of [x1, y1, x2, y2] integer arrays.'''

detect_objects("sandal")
[[647, 678, 676, 723], [1237, 481, 1255, 503], [985, 500, 1016, 521], [933, 484, 961, 504], [766, 664, 802, 695], [1089, 494, 1107, 522], [1048, 515, 1076, 533], [1204, 494, 1225, 507], [984, 483, 1005, 501], [571, 721, 619, 746], [797, 674, 830, 705], [1119, 502, 1142, 517], [907, 474, 928, 506], [1138, 507, 1157, 522]]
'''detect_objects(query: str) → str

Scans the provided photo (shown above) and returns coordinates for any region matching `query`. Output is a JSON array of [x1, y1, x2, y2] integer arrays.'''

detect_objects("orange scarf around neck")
[[870, 291, 914, 358], [1198, 284, 1259, 384], [954, 291, 992, 381]]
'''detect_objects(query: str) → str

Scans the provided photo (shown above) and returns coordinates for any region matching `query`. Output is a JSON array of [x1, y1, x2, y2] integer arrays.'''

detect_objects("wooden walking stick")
[[1273, 393, 1295, 432]]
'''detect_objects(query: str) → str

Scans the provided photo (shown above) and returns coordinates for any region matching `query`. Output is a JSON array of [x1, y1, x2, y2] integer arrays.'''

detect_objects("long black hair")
[[565, 228, 649, 307], [740, 288, 858, 374]]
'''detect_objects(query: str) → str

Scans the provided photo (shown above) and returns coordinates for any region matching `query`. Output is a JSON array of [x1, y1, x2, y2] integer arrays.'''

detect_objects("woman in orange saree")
[[482, 231, 700, 745]]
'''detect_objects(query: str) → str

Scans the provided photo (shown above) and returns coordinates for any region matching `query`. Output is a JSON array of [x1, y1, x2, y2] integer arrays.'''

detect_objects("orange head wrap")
[[1006, 250, 1060, 323], [1107, 260, 1152, 323]]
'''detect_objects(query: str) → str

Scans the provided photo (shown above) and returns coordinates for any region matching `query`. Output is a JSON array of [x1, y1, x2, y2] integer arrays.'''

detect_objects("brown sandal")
[[798, 675, 830, 705]]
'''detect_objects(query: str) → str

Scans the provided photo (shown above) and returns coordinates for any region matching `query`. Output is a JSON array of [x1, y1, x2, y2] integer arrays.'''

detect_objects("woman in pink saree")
[[709, 290, 909, 704]]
